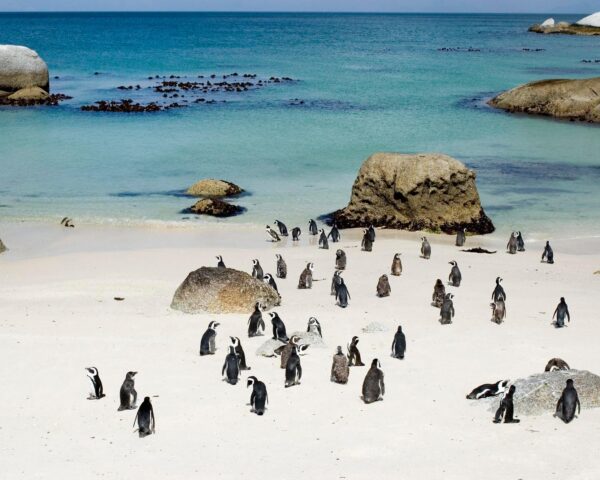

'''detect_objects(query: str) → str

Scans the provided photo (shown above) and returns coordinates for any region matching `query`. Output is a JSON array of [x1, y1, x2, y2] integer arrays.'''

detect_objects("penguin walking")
[[318, 229, 329, 250], [545, 358, 570, 372], [516, 231, 525, 251], [328, 224, 341, 243], [553, 297, 571, 328], [308, 219, 318, 235], [291, 227, 301, 241], [331, 270, 342, 295], [331, 346, 350, 384], [252, 259, 264, 280], [506, 232, 518, 254], [274, 220, 288, 237], [492, 277, 506, 302], [133, 397, 155, 438], [493, 385, 520, 423], [222, 346, 241, 385], [270, 312, 288, 342], [216, 255, 226, 269], [376, 274, 391, 297], [275, 335, 300, 369], [361, 229, 373, 252], [421, 236, 431, 259], [307, 317, 322, 337], [85, 367, 105, 400], [391, 325, 406, 359], [542, 241, 554, 264], [298, 262, 314, 289], [432, 279, 445, 308], [347, 336, 365, 366], [362, 359, 385, 404], [230, 336, 250, 370], [335, 249, 347, 270], [118, 371, 138, 411], [266, 225, 281, 242], [247, 376, 268, 415], [555, 379, 581, 423], [440, 293, 455, 324], [200, 321, 219, 355], [490, 299, 506, 324], [285, 346, 302, 388], [391, 253, 402, 276], [455, 228, 466, 247], [61, 217, 75, 228], [263, 273, 278, 293], [275, 253, 287, 279], [367, 225, 376, 243], [248, 302, 265, 337], [448, 261, 461, 287], [336, 278, 350, 308]]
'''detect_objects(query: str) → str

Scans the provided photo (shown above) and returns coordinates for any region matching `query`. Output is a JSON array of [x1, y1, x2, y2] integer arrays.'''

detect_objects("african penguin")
[[318, 229, 329, 250], [248, 302, 266, 337], [263, 273, 279, 293], [506, 232, 518, 254], [555, 379, 580, 424], [308, 219, 318, 235], [542, 241, 554, 264], [118, 371, 138, 411], [275, 335, 300, 369], [331, 346, 350, 384], [391, 325, 406, 359], [391, 253, 402, 276], [328, 224, 341, 243], [432, 279, 446, 308], [420, 236, 431, 259], [336, 278, 350, 308], [347, 336, 364, 367], [492, 277, 506, 302], [367, 225, 376, 243], [362, 359, 385, 404], [284, 346, 302, 388], [292, 227, 301, 241], [252, 259, 264, 280], [266, 225, 281, 242], [298, 262, 314, 289], [275, 254, 287, 279], [216, 255, 226, 269], [545, 358, 570, 372], [222, 346, 241, 385], [274, 220, 288, 237], [230, 336, 250, 370], [490, 299, 506, 324], [455, 228, 466, 247], [493, 385, 520, 423], [516, 231, 525, 251], [200, 321, 219, 355], [376, 274, 391, 297], [247, 376, 268, 415], [335, 249, 347, 270], [466, 380, 510, 400], [331, 270, 342, 295], [361, 229, 373, 252], [440, 293, 455, 325], [448, 261, 461, 287], [553, 297, 570, 328], [133, 397, 155, 438], [307, 317, 322, 337], [270, 312, 288, 342], [85, 367, 105, 400]]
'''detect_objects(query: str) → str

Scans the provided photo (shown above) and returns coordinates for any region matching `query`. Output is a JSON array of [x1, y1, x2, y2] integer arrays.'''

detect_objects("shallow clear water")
[[1, 12, 599, 238]]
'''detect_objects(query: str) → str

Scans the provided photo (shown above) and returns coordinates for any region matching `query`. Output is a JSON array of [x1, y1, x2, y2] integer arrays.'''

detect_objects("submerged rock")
[[476, 369, 600, 417], [171, 266, 280, 314], [329, 152, 494, 234], [183, 198, 244, 217], [0, 45, 49, 93], [186, 179, 243, 197], [489, 77, 600, 123]]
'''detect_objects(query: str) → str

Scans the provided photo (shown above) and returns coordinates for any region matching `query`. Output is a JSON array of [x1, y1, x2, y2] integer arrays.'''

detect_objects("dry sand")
[[0, 222, 599, 479]]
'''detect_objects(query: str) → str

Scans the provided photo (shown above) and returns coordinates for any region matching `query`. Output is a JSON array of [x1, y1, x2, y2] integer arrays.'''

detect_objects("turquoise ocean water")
[[0, 13, 599, 238]]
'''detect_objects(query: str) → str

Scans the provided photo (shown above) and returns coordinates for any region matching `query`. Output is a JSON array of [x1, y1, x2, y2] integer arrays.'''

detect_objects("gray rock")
[[290, 331, 327, 348], [186, 179, 243, 197], [475, 369, 600, 417], [183, 198, 244, 217], [171, 267, 280, 314], [255, 338, 286, 357], [0, 45, 49, 93], [362, 321, 389, 333]]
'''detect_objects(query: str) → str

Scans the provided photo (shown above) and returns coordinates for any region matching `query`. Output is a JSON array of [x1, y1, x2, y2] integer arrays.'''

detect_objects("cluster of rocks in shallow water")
[[438, 47, 481, 52], [80, 99, 185, 112], [582, 59, 600, 63], [0, 91, 71, 107]]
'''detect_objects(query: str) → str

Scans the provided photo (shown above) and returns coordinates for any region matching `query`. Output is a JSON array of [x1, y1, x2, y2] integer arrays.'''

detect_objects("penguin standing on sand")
[[216, 255, 226, 268], [336, 278, 350, 308], [347, 336, 364, 366], [275, 254, 287, 279], [263, 273, 278, 293], [361, 229, 373, 252], [421, 237, 431, 259], [118, 371, 138, 411], [298, 262, 314, 289], [222, 346, 241, 385], [432, 279, 445, 308], [516, 231, 525, 251], [367, 225, 376, 243], [328, 224, 341, 243], [274, 220, 288, 237], [493, 385, 520, 423], [230, 336, 250, 370], [252, 259, 264, 280], [85, 367, 105, 400], [553, 297, 571, 328], [285, 346, 302, 387], [318, 229, 329, 250], [266, 225, 281, 242], [555, 379, 580, 423], [376, 274, 391, 297], [270, 312, 288, 342], [331, 270, 342, 295], [448, 261, 462, 287], [542, 241, 554, 264], [200, 321, 219, 355], [133, 397, 155, 438], [247, 376, 268, 415], [492, 277, 506, 302], [391, 325, 406, 359], [248, 303, 265, 337], [440, 293, 455, 324], [307, 317, 322, 337], [335, 249, 346, 270], [506, 232, 518, 254], [331, 346, 350, 384], [292, 227, 301, 241], [308, 219, 318, 235], [391, 253, 402, 276], [456, 228, 466, 247], [490, 299, 506, 324], [362, 359, 385, 404]]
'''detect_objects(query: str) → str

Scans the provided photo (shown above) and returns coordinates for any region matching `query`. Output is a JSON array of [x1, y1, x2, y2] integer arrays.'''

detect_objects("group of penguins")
[[84, 221, 575, 436]]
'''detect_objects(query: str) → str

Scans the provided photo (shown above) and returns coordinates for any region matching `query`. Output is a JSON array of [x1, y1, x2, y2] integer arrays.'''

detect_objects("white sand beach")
[[1, 222, 599, 479]]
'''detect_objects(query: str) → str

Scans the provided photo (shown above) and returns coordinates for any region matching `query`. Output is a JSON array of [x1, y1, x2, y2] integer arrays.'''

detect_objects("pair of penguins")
[[85, 368, 155, 437]]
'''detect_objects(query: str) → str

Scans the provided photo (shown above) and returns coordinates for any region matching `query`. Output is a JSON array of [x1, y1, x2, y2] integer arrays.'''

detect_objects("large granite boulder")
[[0, 238, 6, 254], [529, 20, 600, 35], [183, 198, 244, 217], [475, 369, 600, 417], [329, 152, 494, 234], [186, 179, 243, 197], [171, 267, 280, 314], [7, 86, 48, 100], [0, 45, 49, 93], [489, 77, 600, 123], [576, 12, 600, 28]]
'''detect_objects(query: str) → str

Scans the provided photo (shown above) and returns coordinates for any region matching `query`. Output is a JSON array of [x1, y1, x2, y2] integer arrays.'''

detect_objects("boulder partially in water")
[[7, 86, 48, 100], [184, 198, 244, 217], [528, 20, 600, 35], [186, 179, 243, 198], [171, 266, 280, 314], [329, 152, 494, 234], [489, 77, 600, 123], [0, 45, 49, 93]]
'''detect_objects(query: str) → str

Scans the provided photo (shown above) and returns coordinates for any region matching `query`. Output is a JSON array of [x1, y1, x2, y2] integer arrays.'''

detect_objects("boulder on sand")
[[171, 266, 280, 314], [0, 45, 49, 93], [328, 152, 494, 234], [186, 179, 243, 197], [489, 77, 600, 123], [183, 198, 244, 217]]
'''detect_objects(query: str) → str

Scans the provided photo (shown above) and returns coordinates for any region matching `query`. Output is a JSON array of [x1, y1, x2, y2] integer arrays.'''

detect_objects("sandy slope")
[[0, 223, 599, 479]]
